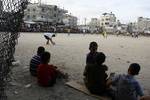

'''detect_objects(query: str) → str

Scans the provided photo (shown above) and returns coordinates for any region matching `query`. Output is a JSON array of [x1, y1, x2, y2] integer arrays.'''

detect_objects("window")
[[105, 22, 109, 25], [109, 25, 113, 27], [54, 14, 56, 17], [33, 15, 36, 19], [33, 8, 36, 12], [53, 20, 56, 24], [54, 6, 57, 11], [27, 15, 30, 19], [41, 8, 45, 12]]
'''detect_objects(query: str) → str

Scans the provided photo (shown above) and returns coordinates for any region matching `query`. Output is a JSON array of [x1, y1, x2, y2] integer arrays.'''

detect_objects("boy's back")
[[86, 52, 98, 64], [84, 64, 108, 94], [37, 64, 57, 86], [30, 46, 45, 76], [86, 41, 98, 64], [30, 54, 41, 76], [112, 74, 144, 100]]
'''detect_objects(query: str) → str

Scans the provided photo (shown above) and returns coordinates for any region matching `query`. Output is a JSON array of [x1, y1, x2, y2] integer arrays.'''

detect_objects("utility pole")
[[84, 18, 87, 26], [38, 0, 41, 5], [84, 18, 87, 33]]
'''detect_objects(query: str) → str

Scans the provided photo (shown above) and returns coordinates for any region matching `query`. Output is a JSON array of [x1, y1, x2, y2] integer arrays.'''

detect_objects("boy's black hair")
[[37, 46, 45, 55], [95, 52, 106, 64], [89, 41, 98, 51], [41, 51, 51, 64], [52, 34, 56, 37], [129, 63, 141, 75]]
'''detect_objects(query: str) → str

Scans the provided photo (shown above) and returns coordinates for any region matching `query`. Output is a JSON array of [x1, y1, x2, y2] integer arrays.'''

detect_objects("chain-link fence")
[[0, 0, 28, 99]]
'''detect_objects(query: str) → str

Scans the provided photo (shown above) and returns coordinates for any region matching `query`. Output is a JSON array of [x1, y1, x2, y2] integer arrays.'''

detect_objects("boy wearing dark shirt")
[[84, 52, 108, 95], [86, 41, 98, 64]]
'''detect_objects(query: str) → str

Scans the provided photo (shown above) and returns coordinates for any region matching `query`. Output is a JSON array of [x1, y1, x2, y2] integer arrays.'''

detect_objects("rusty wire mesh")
[[0, 0, 28, 99]]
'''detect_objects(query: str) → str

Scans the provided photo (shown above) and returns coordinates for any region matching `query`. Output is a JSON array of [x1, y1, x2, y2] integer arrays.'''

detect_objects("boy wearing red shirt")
[[37, 51, 58, 87]]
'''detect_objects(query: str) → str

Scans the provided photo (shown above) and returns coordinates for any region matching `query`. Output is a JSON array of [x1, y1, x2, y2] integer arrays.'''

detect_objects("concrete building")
[[0, 0, 3, 31], [0, 0, 3, 13], [137, 17, 150, 33], [24, 3, 68, 25], [117, 24, 128, 35], [78, 25, 90, 33], [126, 22, 138, 34], [89, 18, 100, 33], [115, 20, 128, 35], [100, 12, 117, 33], [63, 14, 78, 28]]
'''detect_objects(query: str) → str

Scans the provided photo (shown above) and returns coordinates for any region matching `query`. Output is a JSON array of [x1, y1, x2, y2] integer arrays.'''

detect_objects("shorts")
[[44, 35, 50, 40]]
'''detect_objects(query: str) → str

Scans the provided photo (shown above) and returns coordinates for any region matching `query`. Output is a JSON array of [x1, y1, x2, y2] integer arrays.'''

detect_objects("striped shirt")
[[30, 55, 41, 76]]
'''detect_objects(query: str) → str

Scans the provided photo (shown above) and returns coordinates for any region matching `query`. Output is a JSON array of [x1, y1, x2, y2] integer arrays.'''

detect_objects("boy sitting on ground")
[[37, 51, 67, 87], [84, 52, 108, 95], [86, 41, 99, 64], [107, 63, 144, 100], [30, 46, 45, 76]]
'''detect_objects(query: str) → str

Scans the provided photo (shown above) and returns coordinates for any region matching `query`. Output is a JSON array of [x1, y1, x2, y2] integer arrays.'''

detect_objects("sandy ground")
[[7, 33, 150, 100]]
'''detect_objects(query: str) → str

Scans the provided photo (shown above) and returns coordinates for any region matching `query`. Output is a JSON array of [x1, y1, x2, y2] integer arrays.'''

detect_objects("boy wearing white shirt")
[[44, 33, 56, 45]]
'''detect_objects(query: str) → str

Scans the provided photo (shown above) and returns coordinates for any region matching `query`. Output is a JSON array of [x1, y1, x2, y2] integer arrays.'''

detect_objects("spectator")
[[30, 46, 45, 76], [84, 52, 108, 95], [107, 63, 144, 100]]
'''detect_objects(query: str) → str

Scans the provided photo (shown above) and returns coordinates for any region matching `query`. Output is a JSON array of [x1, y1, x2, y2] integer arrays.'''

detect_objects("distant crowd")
[[29, 41, 150, 100]]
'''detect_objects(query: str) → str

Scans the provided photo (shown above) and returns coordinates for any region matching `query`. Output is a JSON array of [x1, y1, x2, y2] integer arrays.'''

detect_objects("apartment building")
[[24, 3, 68, 25], [100, 12, 117, 33], [137, 17, 150, 32], [89, 18, 100, 33]]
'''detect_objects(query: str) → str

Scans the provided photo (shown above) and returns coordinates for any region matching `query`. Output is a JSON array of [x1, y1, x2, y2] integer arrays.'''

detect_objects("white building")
[[63, 14, 78, 28], [100, 12, 117, 33], [89, 18, 100, 33], [117, 24, 128, 34], [137, 17, 150, 33], [78, 25, 90, 33], [24, 3, 68, 25]]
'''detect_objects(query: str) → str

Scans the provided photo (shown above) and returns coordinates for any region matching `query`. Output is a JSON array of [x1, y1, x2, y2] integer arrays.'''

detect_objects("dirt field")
[[7, 33, 150, 100]]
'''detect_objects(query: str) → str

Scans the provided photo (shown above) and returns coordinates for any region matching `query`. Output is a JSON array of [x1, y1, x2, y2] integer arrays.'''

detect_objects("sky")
[[31, 0, 150, 24]]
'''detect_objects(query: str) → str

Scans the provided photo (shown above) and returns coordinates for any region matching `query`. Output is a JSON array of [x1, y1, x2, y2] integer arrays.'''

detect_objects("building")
[[78, 25, 90, 33], [63, 14, 78, 28], [0, 0, 3, 11], [0, 0, 3, 31], [88, 18, 100, 33], [23, 3, 79, 32], [100, 12, 117, 33], [0, 0, 3, 12], [137, 17, 150, 33], [126, 22, 138, 34], [117, 24, 128, 35], [23, 3, 68, 31]]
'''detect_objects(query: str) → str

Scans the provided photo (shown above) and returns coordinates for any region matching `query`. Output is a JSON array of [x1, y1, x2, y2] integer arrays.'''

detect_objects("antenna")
[[38, 0, 41, 5], [84, 18, 87, 26]]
